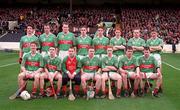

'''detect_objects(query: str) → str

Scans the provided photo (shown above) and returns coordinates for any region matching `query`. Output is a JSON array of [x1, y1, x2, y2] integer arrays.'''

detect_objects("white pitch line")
[[0, 62, 18, 68], [162, 61, 180, 71]]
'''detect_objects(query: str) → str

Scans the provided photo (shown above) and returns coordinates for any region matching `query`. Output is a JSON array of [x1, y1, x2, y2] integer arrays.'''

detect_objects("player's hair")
[[80, 25, 87, 29], [26, 23, 35, 29], [62, 22, 69, 26], [144, 46, 150, 51], [49, 46, 56, 49], [88, 46, 94, 50], [30, 42, 37, 46], [125, 46, 133, 51], [69, 46, 75, 51], [107, 45, 113, 49], [115, 27, 122, 32], [44, 23, 51, 27]]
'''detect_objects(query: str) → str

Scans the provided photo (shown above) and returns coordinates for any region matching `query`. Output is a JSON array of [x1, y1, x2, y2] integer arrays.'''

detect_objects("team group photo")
[[0, 0, 180, 110]]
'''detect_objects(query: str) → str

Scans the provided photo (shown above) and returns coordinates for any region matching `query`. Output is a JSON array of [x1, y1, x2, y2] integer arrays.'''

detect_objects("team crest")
[[61, 35, 64, 39], [86, 61, 89, 65], [125, 61, 127, 65], [142, 60, 145, 63]]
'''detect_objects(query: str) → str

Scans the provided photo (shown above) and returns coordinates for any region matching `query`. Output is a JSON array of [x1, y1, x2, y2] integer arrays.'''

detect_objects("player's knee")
[[34, 74, 40, 80]]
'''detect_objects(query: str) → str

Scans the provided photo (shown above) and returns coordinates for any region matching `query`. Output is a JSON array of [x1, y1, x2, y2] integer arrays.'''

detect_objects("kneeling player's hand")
[[18, 58, 22, 64]]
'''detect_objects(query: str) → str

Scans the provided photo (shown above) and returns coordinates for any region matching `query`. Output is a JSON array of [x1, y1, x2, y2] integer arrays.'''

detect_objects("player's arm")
[[74, 57, 81, 75]]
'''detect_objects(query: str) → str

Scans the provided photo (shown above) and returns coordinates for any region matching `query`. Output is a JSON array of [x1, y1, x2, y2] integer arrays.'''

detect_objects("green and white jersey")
[[92, 36, 109, 55], [57, 32, 76, 51], [146, 37, 163, 54], [76, 36, 92, 56], [101, 55, 118, 72], [21, 52, 44, 71], [127, 37, 146, 57], [44, 55, 61, 73], [110, 36, 126, 56], [39, 33, 57, 52], [81, 56, 101, 73], [20, 35, 40, 53], [118, 55, 138, 72], [138, 55, 159, 73]]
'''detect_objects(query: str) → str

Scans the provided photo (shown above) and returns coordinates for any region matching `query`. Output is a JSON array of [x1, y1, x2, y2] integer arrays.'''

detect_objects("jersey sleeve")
[[101, 57, 106, 69], [57, 58, 61, 72], [118, 59, 123, 69], [75, 56, 81, 73], [39, 55, 44, 68], [61, 56, 68, 73], [122, 38, 127, 46], [21, 54, 27, 67]]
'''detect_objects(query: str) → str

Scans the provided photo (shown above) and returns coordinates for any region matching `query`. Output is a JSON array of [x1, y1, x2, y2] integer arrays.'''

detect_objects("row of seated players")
[[18, 42, 162, 99]]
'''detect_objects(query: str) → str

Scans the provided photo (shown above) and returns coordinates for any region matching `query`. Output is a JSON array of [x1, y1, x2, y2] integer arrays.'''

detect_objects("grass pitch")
[[0, 52, 180, 110]]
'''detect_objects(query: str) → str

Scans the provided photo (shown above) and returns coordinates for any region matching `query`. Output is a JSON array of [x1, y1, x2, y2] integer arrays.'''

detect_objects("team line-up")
[[15, 22, 163, 100]]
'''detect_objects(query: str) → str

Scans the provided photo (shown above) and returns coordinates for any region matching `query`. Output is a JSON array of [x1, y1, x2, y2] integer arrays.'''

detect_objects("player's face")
[[151, 31, 158, 38], [30, 43, 37, 52], [133, 30, 140, 38], [49, 47, 56, 56], [44, 25, 51, 34], [88, 49, 95, 57], [115, 30, 121, 37], [107, 48, 113, 56], [80, 27, 87, 36], [126, 49, 133, 57], [68, 48, 75, 57], [27, 26, 33, 35], [97, 28, 104, 36], [62, 24, 69, 33], [144, 49, 150, 57]]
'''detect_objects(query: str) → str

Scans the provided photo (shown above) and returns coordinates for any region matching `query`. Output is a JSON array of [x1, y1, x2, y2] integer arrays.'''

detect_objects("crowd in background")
[[0, 6, 179, 44]]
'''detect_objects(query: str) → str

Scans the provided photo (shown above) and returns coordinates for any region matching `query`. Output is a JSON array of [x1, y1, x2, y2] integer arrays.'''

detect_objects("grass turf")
[[0, 52, 180, 110]]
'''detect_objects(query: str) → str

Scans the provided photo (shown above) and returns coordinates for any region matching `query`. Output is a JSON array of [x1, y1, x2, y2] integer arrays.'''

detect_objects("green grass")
[[0, 52, 180, 110]]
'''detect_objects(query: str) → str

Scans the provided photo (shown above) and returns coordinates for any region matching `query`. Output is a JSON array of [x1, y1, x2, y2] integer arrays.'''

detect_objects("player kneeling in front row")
[[101, 46, 122, 98], [119, 46, 141, 97], [39, 47, 62, 97], [81, 47, 102, 98], [61, 47, 81, 98], [18, 42, 44, 98], [138, 47, 162, 97]]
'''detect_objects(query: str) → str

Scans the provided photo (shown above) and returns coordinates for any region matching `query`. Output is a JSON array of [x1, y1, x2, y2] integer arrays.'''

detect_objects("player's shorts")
[[41, 51, 49, 57], [102, 72, 121, 79], [78, 55, 87, 60], [42, 72, 59, 79], [23, 71, 36, 79], [151, 53, 161, 66], [127, 71, 136, 78], [81, 72, 98, 80], [58, 50, 68, 60], [143, 72, 158, 79]]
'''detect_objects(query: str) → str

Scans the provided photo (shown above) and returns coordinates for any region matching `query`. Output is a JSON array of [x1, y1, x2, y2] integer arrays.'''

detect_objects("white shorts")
[[152, 53, 161, 66], [81, 73, 95, 80], [58, 50, 68, 60], [102, 72, 121, 79], [143, 72, 158, 79], [127, 72, 136, 78], [41, 51, 50, 57]]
